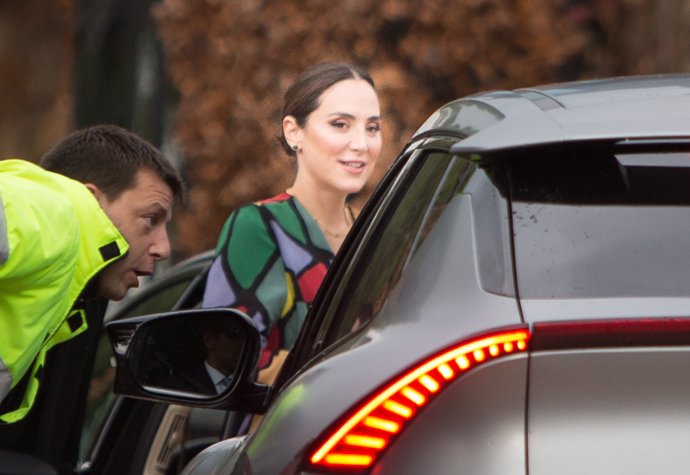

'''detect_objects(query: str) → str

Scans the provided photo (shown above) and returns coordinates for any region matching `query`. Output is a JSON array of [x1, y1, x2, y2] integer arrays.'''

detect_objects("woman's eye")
[[367, 123, 381, 133], [331, 120, 348, 129]]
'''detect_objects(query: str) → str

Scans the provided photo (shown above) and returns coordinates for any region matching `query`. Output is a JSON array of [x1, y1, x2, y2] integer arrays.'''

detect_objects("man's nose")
[[151, 227, 171, 261]]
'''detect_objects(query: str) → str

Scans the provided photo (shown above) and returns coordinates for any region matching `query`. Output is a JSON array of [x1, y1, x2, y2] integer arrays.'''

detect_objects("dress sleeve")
[[202, 205, 288, 352]]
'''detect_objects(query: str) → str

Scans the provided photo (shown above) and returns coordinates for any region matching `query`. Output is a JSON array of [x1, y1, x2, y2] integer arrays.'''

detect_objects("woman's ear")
[[282, 115, 303, 149]]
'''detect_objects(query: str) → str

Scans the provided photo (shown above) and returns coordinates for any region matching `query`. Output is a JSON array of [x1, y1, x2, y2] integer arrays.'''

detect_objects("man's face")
[[93, 168, 174, 300], [203, 325, 244, 375]]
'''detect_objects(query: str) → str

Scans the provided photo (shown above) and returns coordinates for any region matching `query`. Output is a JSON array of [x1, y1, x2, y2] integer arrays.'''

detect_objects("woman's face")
[[288, 78, 382, 195]]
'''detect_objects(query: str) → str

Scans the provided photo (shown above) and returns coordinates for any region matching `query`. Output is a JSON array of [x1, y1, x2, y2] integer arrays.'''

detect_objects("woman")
[[202, 62, 382, 372]]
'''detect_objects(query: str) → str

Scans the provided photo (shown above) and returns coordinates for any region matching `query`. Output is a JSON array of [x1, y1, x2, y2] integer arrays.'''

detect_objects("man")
[[151, 315, 244, 396], [0, 125, 184, 423], [198, 317, 244, 394]]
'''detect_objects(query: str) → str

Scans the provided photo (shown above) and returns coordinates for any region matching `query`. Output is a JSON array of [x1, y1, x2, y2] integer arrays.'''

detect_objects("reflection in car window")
[[324, 151, 470, 344], [79, 279, 199, 464]]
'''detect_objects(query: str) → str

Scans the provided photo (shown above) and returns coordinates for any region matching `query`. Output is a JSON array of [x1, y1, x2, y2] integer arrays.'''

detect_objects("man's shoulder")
[[0, 158, 89, 200]]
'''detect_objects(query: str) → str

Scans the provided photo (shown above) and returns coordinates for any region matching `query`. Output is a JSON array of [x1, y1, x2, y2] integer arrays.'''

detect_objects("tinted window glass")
[[492, 145, 690, 299], [324, 151, 469, 343]]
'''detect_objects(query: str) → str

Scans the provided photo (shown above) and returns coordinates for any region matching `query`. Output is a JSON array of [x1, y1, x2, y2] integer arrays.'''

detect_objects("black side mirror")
[[106, 308, 271, 413]]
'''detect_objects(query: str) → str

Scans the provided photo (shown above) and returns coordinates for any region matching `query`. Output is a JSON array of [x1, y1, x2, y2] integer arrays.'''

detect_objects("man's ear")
[[84, 183, 107, 206]]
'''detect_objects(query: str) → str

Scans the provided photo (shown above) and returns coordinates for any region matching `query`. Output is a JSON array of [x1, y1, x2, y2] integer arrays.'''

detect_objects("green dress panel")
[[202, 193, 334, 368]]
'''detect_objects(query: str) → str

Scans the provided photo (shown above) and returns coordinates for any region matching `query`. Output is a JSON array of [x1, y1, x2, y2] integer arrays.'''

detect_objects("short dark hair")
[[40, 124, 185, 203], [279, 62, 376, 155]]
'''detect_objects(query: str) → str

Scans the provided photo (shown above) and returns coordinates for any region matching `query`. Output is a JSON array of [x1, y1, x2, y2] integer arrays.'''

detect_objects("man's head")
[[201, 318, 245, 375], [41, 125, 185, 300]]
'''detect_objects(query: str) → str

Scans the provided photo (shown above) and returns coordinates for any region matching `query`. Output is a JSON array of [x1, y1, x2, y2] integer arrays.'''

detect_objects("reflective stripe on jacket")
[[0, 159, 129, 423]]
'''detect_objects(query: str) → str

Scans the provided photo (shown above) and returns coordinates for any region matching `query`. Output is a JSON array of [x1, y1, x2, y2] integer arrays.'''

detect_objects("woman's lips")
[[339, 160, 366, 173]]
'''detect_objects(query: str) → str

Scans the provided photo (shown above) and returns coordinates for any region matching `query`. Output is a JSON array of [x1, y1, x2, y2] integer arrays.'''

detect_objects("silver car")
[[108, 74, 690, 475]]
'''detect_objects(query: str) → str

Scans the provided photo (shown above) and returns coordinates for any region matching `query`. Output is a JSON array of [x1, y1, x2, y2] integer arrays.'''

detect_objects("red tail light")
[[308, 328, 530, 472]]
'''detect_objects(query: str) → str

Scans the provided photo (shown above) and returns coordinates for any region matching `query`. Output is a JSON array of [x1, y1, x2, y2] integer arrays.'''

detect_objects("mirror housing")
[[106, 308, 271, 413]]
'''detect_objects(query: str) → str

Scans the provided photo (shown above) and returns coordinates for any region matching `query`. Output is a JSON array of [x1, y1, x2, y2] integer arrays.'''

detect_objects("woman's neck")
[[287, 182, 352, 252]]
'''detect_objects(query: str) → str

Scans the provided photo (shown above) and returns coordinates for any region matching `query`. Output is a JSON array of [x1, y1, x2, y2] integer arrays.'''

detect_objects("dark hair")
[[40, 124, 185, 203], [279, 62, 376, 155]]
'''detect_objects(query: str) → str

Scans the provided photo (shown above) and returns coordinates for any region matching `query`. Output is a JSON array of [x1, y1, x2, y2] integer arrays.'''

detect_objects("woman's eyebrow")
[[327, 112, 354, 119], [327, 112, 382, 121]]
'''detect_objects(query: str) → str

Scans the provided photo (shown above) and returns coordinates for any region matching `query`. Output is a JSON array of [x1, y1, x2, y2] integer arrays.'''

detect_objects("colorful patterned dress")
[[202, 193, 334, 368]]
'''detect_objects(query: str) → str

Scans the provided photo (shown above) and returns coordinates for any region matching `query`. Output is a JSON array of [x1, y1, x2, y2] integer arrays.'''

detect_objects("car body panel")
[[521, 297, 690, 322], [524, 74, 690, 108], [441, 75, 690, 154], [180, 436, 249, 475], [376, 357, 528, 475], [528, 348, 690, 475]]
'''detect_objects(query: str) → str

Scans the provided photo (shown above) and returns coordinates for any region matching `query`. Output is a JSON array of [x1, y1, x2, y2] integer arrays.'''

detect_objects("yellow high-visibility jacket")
[[0, 159, 128, 423]]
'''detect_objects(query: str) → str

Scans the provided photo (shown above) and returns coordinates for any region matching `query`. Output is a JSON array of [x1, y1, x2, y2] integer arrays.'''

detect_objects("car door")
[[78, 252, 218, 475]]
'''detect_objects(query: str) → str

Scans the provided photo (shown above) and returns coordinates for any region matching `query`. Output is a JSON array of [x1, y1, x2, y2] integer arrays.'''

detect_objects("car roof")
[[411, 74, 690, 154]]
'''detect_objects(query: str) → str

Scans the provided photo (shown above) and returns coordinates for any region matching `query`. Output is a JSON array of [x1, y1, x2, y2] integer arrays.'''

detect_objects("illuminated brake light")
[[438, 363, 454, 380], [456, 355, 470, 369], [344, 435, 387, 449], [473, 349, 486, 362], [324, 454, 373, 467], [382, 400, 413, 419], [418, 374, 440, 393], [401, 387, 425, 406], [363, 416, 400, 433], [308, 328, 530, 472]]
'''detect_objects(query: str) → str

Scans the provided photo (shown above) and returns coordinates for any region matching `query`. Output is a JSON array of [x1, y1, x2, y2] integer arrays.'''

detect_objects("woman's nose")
[[349, 127, 368, 152]]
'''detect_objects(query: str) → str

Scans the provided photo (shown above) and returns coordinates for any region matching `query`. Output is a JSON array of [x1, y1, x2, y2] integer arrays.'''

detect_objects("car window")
[[79, 274, 206, 464], [320, 149, 471, 346], [492, 145, 690, 299]]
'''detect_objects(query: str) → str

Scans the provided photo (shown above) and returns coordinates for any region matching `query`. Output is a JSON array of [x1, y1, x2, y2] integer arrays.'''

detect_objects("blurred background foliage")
[[1, 0, 689, 261]]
